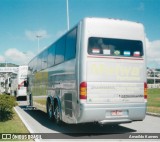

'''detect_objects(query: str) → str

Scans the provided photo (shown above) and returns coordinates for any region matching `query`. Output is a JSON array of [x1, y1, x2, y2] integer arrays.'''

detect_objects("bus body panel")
[[78, 18, 147, 124], [47, 59, 78, 123], [77, 103, 146, 124], [86, 59, 145, 104]]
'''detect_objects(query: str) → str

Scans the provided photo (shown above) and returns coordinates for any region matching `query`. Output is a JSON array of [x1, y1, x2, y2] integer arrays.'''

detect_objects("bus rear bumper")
[[77, 103, 147, 124]]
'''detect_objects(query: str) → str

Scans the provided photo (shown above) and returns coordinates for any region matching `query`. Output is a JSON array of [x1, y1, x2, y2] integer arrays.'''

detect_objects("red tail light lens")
[[80, 82, 87, 99], [144, 82, 147, 100]]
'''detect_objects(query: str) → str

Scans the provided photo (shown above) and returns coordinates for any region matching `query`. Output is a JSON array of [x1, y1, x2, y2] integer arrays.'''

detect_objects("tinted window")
[[55, 36, 66, 65], [37, 53, 43, 71], [33, 57, 37, 73], [28, 60, 33, 73], [48, 44, 56, 67], [88, 37, 143, 57], [65, 28, 77, 60], [42, 49, 48, 69]]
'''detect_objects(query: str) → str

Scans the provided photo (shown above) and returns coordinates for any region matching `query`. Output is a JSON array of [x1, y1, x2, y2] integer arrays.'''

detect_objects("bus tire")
[[47, 100, 54, 120], [54, 103, 61, 125]]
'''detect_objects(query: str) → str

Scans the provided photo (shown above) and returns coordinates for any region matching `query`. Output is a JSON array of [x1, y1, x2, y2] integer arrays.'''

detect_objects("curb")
[[14, 106, 41, 142], [146, 112, 160, 117], [14, 106, 34, 133]]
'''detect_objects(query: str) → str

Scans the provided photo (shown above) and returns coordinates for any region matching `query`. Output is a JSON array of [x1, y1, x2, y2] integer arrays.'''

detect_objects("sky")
[[0, 0, 160, 68]]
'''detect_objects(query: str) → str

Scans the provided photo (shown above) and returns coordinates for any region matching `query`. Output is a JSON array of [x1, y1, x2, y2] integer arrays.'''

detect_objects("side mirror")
[[24, 80, 28, 87]]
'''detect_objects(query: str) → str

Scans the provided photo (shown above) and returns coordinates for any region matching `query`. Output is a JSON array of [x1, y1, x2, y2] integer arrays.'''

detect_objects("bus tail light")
[[144, 82, 147, 100], [80, 82, 87, 99]]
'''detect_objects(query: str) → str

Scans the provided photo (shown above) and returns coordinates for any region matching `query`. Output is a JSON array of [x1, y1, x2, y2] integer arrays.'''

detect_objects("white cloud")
[[0, 55, 5, 62], [25, 29, 50, 41], [146, 37, 160, 68], [4, 48, 35, 65]]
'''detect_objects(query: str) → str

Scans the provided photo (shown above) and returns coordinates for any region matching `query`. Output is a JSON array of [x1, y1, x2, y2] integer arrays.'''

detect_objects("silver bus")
[[27, 17, 147, 125]]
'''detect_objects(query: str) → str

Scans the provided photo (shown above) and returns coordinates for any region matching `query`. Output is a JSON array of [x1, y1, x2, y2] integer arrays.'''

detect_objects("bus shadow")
[[20, 106, 136, 138]]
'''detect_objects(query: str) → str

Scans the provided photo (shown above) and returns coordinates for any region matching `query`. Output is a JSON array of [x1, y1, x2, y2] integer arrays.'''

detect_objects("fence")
[[148, 83, 160, 88]]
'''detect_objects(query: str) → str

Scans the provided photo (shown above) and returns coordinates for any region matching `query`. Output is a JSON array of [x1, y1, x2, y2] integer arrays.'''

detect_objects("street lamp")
[[66, 0, 70, 31], [36, 35, 42, 53]]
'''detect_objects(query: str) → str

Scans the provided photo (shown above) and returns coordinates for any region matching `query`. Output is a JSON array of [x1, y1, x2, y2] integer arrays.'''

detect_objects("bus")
[[4, 77, 11, 95], [10, 76, 17, 97], [27, 17, 147, 125], [0, 76, 5, 94]]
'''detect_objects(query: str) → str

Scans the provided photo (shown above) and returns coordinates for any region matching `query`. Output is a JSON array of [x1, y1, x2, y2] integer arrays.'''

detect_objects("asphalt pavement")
[[14, 101, 160, 141]]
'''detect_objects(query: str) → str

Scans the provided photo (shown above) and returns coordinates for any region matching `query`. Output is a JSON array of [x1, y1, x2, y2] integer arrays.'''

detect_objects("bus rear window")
[[88, 37, 143, 57]]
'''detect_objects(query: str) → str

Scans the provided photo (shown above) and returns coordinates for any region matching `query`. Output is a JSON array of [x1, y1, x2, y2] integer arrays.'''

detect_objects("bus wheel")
[[54, 103, 61, 125], [47, 101, 53, 120]]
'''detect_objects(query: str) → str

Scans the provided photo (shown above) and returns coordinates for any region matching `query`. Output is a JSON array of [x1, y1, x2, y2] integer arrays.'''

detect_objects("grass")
[[34, 99, 46, 106], [33, 98, 47, 112], [0, 109, 29, 133], [147, 88, 160, 114], [148, 88, 160, 96], [147, 107, 160, 114]]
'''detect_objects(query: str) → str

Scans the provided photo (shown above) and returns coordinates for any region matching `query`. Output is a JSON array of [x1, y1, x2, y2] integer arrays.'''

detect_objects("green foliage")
[[147, 93, 160, 107], [0, 110, 29, 133], [148, 88, 160, 95], [0, 95, 17, 121], [147, 88, 160, 114]]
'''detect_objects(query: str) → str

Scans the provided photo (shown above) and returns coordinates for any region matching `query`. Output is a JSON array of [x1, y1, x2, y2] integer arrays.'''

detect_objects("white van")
[[16, 65, 28, 98]]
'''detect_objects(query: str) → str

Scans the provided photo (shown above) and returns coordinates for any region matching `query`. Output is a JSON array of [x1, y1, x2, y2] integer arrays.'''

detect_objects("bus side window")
[[65, 27, 77, 60], [55, 36, 65, 65]]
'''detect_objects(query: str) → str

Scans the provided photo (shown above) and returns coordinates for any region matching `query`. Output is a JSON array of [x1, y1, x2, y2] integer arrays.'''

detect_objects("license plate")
[[111, 110, 123, 116]]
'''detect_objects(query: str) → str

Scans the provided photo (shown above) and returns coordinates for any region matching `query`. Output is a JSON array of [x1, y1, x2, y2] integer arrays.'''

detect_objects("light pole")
[[66, 0, 70, 31], [36, 35, 42, 53]]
